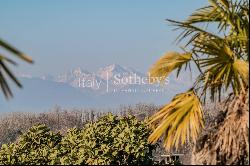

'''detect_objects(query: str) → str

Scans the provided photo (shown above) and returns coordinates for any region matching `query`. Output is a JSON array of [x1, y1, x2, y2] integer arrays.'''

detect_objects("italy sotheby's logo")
[[78, 72, 169, 93]]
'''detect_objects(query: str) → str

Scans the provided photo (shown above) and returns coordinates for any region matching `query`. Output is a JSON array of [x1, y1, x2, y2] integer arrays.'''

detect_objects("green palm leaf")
[[193, 39, 249, 100]]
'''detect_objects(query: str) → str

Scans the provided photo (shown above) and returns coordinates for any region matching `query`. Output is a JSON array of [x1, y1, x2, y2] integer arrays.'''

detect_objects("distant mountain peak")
[[70, 67, 91, 75], [96, 64, 131, 80], [100, 64, 127, 72]]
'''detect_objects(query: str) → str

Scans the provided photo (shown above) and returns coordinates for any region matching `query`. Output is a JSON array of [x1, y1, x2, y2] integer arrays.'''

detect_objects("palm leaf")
[[148, 0, 248, 154], [148, 90, 204, 150], [233, 59, 249, 85], [0, 39, 33, 63], [167, 0, 249, 59], [0, 38, 33, 98], [195, 39, 249, 100], [149, 52, 192, 83]]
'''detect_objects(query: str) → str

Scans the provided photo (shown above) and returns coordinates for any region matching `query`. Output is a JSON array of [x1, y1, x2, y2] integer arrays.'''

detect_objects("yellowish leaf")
[[233, 59, 249, 85], [148, 90, 204, 150], [149, 52, 192, 83]]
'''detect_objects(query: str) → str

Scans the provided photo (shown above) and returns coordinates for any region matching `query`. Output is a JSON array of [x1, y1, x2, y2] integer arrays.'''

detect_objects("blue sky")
[[0, 0, 208, 76]]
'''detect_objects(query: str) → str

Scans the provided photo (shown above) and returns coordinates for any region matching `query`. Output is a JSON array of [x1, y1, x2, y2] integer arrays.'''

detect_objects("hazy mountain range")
[[0, 64, 193, 112]]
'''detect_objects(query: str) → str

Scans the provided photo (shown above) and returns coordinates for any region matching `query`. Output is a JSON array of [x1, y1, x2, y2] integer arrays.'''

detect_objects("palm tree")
[[0, 38, 33, 99], [148, 0, 249, 164]]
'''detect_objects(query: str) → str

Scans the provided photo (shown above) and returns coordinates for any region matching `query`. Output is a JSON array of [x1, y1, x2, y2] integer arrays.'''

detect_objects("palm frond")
[[233, 59, 249, 85], [194, 38, 249, 101], [0, 38, 33, 99], [186, 0, 247, 32], [148, 90, 204, 150], [149, 52, 192, 83], [167, 19, 223, 47], [148, 0, 249, 155], [0, 39, 33, 63], [167, 0, 249, 58]]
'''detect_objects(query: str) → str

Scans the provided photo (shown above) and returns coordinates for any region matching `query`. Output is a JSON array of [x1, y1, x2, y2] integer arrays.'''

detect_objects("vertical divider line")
[[106, 72, 109, 93]]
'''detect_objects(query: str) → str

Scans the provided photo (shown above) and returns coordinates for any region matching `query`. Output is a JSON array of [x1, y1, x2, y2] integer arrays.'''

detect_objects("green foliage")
[[51, 113, 156, 165], [0, 125, 62, 165], [0, 114, 156, 165]]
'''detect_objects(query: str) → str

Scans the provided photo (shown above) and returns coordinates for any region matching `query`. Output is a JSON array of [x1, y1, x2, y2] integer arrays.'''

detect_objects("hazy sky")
[[0, 0, 208, 76]]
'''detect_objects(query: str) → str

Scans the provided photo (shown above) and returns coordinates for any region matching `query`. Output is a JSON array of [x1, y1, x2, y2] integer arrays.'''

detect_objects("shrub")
[[51, 113, 156, 165], [0, 125, 62, 165], [0, 114, 156, 165]]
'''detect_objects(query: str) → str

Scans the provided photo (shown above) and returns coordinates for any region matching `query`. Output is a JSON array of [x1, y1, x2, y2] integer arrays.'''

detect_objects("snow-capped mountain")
[[50, 64, 149, 92], [96, 64, 141, 80], [0, 64, 193, 112]]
